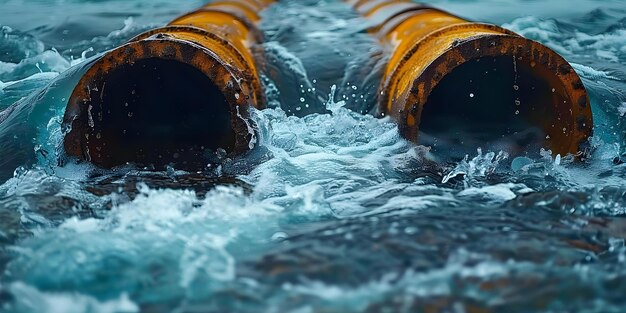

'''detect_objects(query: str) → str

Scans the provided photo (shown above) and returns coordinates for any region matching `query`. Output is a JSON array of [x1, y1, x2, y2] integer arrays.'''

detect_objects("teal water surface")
[[1, 0, 626, 312]]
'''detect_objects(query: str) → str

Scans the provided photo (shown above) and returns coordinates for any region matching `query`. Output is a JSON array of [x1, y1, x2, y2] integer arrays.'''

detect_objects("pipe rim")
[[129, 25, 263, 100], [385, 33, 592, 156], [63, 38, 257, 168]]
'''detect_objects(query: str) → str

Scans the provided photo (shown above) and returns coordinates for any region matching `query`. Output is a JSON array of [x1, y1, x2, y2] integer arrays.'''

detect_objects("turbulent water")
[[1, 0, 626, 312]]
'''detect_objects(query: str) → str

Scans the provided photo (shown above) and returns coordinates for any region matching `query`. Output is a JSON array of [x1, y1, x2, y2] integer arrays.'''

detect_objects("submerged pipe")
[[62, 0, 273, 169], [348, 0, 593, 156]]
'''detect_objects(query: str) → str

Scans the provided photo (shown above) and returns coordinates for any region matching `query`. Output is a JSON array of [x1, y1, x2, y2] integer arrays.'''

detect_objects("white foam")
[[618, 102, 626, 117], [457, 184, 517, 204], [504, 16, 626, 65], [0, 72, 58, 91], [571, 63, 619, 80], [7, 282, 138, 313]]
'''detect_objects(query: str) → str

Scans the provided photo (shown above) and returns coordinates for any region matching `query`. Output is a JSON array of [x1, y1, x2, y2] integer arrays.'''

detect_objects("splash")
[[1, 1, 626, 312], [442, 149, 509, 185]]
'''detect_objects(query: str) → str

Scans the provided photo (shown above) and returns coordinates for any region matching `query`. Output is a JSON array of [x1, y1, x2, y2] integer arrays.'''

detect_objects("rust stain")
[[63, 0, 273, 167], [348, 0, 593, 156]]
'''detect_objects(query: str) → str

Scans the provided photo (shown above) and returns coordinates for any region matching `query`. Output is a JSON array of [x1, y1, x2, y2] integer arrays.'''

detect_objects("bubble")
[[511, 156, 533, 171]]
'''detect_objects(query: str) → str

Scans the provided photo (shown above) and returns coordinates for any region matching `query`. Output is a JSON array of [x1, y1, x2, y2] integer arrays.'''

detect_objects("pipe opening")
[[81, 57, 235, 169], [418, 55, 571, 158]]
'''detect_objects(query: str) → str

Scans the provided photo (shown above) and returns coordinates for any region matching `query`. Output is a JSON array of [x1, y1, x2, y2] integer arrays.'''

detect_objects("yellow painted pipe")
[[349, 0, 593, 156], [63, 0, 273, 169]]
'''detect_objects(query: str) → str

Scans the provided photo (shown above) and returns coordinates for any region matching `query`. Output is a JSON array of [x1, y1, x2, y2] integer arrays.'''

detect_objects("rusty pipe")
[[62, 0, 273, 169], [349, 0, 592, 157]]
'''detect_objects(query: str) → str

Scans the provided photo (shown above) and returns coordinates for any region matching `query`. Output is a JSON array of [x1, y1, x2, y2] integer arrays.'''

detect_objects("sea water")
[[1, 0, 626, 312]]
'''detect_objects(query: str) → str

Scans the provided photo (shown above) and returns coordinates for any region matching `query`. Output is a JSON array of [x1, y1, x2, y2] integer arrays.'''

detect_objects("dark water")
[[1, 0, 626, 312]]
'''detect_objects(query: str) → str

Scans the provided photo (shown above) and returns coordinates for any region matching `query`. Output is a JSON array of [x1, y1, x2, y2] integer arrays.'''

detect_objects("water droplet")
[[513, 85, 519, 91], [234, 93, 240, 100], [128, 112, 134, 118], [300, 97, 305, 102], [515, 100, 521, 106], [13, 166, 27, 178], [469, 93, 475, 98], [515, 110, 520, 115], [555, 154, 561, 166], [351, 85, 357, 90]]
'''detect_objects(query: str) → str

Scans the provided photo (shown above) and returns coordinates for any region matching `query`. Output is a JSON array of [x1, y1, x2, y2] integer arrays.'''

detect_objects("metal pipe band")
[[349, 0, 593, 157], [63, 0, 273, 169]]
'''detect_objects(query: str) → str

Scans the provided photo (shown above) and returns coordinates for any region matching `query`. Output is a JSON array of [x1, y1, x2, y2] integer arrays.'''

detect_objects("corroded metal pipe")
[[63, 0, 273, 169], [348, 0, 593, 156]]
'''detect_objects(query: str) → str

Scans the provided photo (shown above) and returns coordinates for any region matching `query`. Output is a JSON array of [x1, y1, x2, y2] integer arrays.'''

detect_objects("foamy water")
[[1, 0, 626, 312]]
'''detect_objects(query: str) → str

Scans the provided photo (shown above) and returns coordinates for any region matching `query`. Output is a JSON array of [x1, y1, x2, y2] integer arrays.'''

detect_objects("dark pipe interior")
[[84, 58, 235, 169], [419, 56, 565, 158]]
